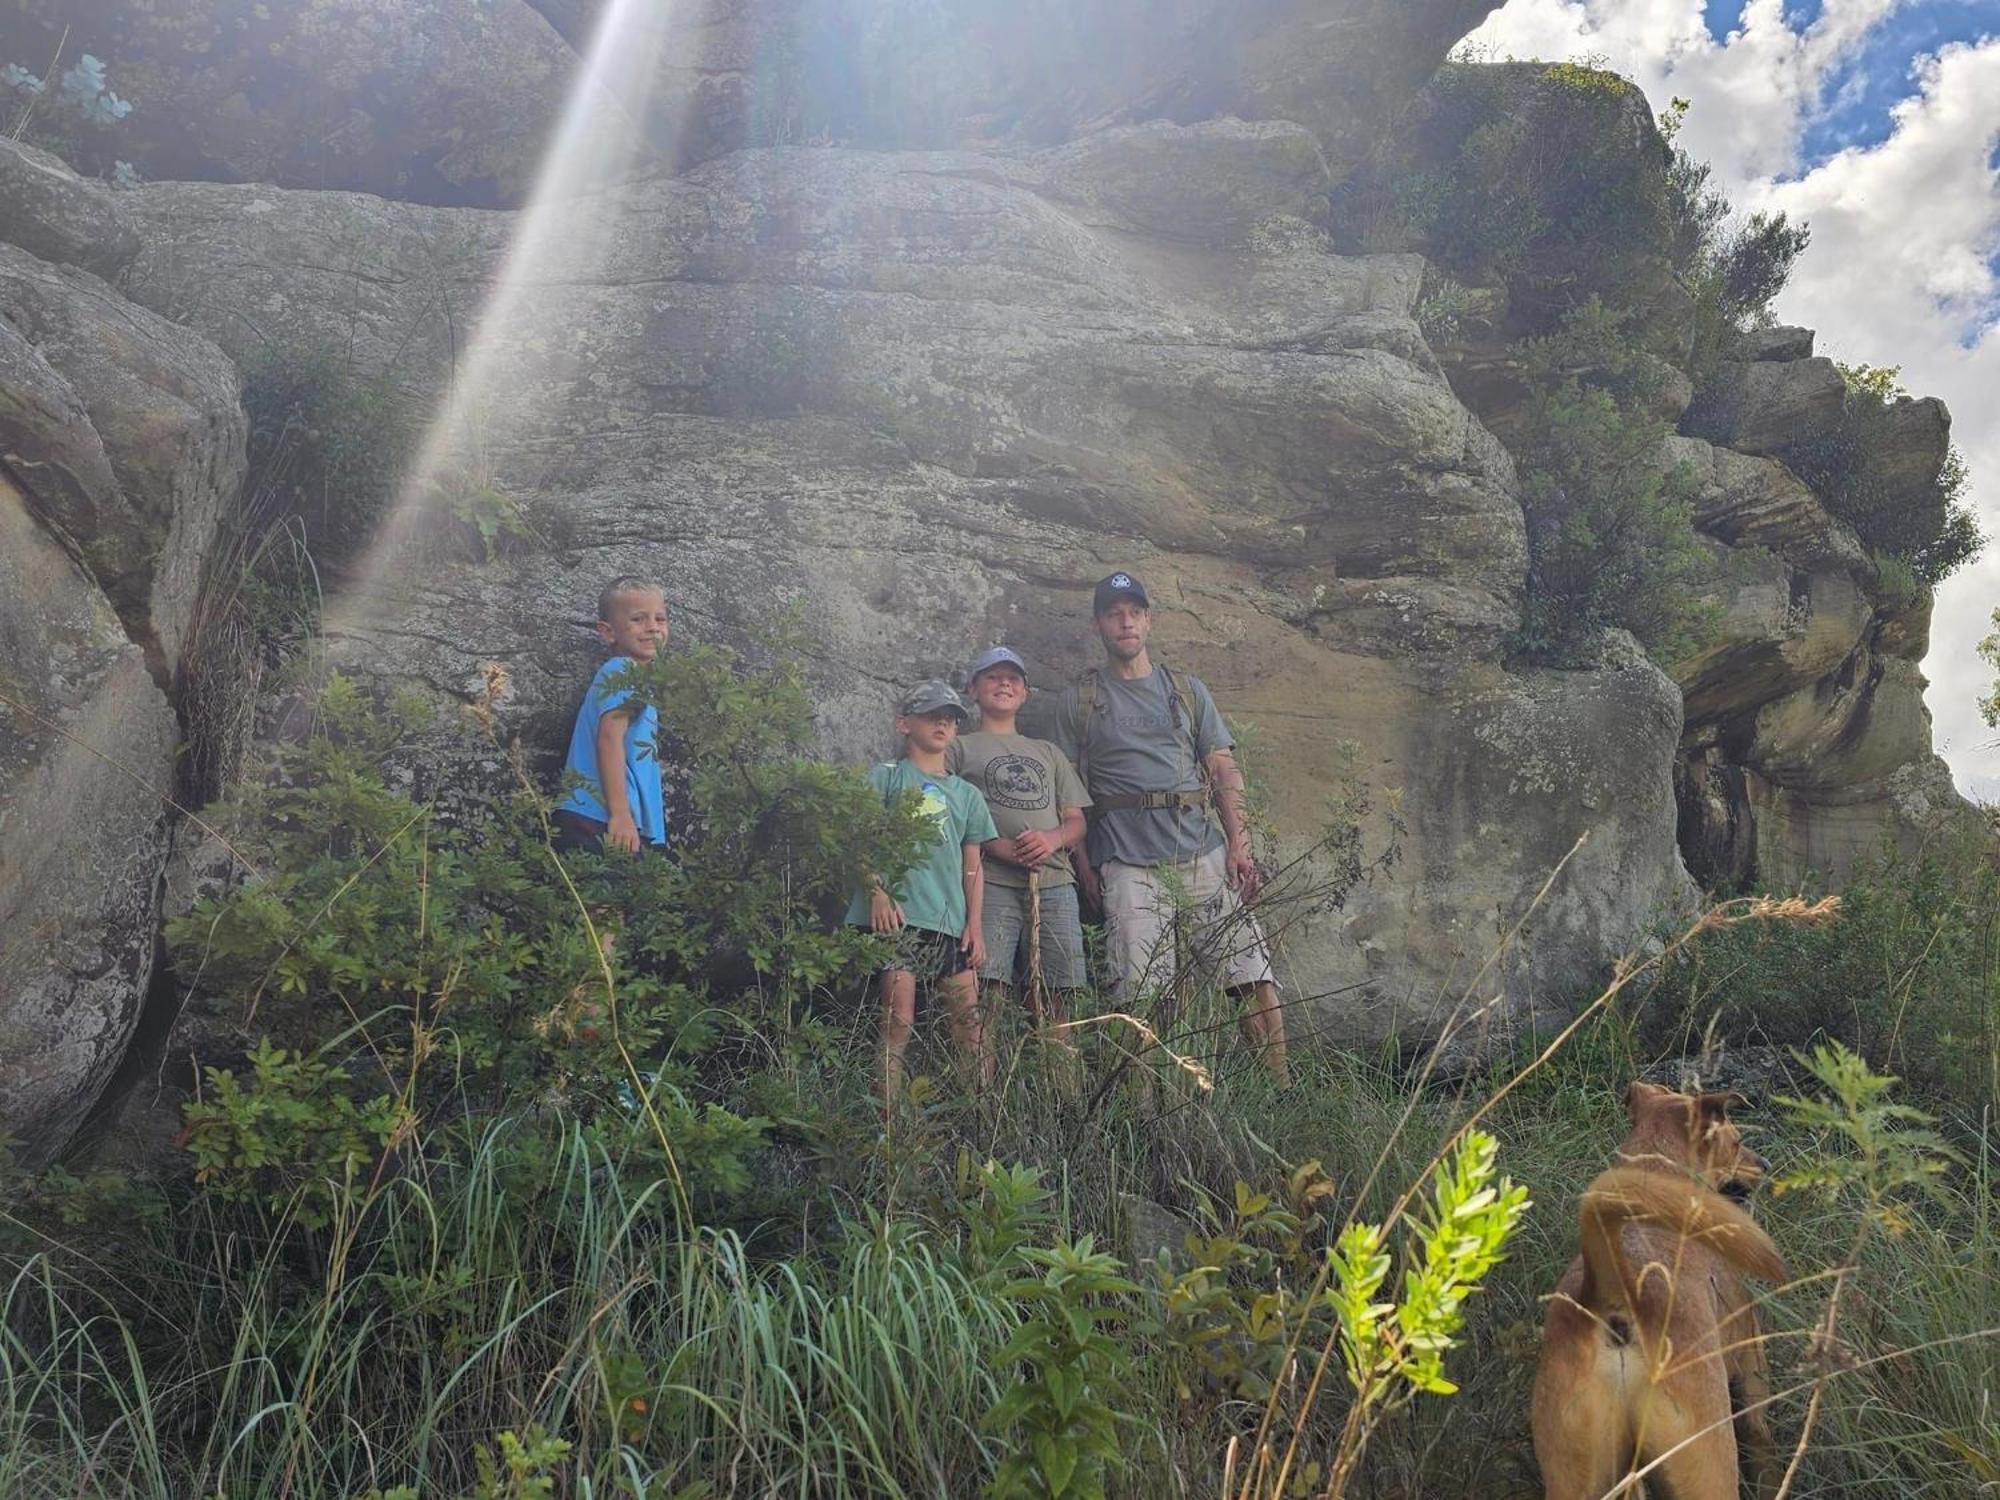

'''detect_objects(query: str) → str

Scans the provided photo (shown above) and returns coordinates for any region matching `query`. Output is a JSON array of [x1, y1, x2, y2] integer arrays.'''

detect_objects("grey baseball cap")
[[1092, 570, 1150, 614], [898, 679, 969, 719], [967, 645, 1028, 682]]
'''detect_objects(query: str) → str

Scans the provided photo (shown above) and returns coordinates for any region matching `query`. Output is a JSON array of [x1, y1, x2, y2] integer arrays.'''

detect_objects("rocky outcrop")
[[0, 0, 1497, 204], [0, 245, 245, 672], [111, 122, 1689, 1044], [0, 0, 586, 205], [0, 217, 244, 1155], [0, 469, 177, 1159], [0, 139, 140, 277]]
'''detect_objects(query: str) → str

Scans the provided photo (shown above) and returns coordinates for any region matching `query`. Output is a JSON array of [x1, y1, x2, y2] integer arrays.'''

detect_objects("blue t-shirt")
[[558, 656, 666, 846]]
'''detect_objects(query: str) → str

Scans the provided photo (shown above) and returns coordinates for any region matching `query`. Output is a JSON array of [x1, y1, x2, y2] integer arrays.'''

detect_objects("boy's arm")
[[959, 841, 986, 968], [595, 707, 642, 853]]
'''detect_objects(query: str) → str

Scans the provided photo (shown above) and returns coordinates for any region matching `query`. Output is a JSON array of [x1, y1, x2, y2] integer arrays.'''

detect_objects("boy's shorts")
[[552, 809, 664, 856], [872, 925, 971, 983], [980, 881, 1087, 989]]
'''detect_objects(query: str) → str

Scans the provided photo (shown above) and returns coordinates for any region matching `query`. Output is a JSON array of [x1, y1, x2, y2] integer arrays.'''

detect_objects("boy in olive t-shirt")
[[948, 647, 1092, 1020], [845, 681, 999, 1106]]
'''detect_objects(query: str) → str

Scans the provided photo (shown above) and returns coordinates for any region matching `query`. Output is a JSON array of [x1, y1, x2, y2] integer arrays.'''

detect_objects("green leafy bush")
[[1643, 833, 2000, 1118], [166, 643, 929, 1228], [1783, 376, 1982, 587], [1508, 300, 1717, 662]]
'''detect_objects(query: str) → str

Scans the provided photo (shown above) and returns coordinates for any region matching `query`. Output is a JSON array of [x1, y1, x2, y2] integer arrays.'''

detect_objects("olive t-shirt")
[[1050, 667, 1231, 868], [842, 759, 998, 937], [948, 731, 1091, 888]]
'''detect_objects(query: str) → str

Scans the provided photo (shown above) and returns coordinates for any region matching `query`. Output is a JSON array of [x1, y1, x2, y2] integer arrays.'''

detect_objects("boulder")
[[1737, 325, 1813, 363], [0, 0, 588, 206], [0, 245, 246, 671], [1669, 434, 1867, 575], [1683, 355, 1846, 458], [0, 467, 177, 1160], [0, 138, 139, 277], [117, 137, 1691, 1043]]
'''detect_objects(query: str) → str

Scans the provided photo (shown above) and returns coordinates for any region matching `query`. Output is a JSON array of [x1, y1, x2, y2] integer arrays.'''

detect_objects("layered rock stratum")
[[0, 0, 1975, 1156]]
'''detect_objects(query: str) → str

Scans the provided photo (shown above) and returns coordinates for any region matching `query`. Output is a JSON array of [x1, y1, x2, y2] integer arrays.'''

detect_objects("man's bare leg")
[[879, 969, 917, 1110], [941, 968, 993, 1091], [1235, 979, 1291, 1087]]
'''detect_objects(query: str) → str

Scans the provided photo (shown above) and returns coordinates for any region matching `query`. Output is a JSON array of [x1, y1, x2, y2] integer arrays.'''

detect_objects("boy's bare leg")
[[940, 968, 993, 1090], [1235, 979, 1291, 1088], [879, 969, 918, 1109]]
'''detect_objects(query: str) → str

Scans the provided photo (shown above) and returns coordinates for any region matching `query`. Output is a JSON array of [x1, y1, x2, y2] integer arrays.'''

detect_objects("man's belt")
[[1091, 789, 1210, 813]]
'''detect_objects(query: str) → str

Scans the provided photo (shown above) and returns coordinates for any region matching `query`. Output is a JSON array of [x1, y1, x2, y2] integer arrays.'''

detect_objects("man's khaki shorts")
[[1100, 846, 1275, 999]]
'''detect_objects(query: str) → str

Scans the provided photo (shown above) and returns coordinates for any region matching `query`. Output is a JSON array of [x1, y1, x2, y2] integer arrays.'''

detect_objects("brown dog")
[[1531, 1082, 1787, 1500]]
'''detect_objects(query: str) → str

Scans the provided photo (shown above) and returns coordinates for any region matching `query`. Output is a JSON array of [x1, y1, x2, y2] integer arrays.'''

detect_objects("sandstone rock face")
[[1684, 355, 1846, 458], [0, 467, 177, 1159], [1665, 430, 1974, 887], [0, 0, 1495, 205], [117, 124, 1689, 1039], [0, 228, 244, 1155], [0, 245, 246, 671], [0, 0, 584, 205], [0, 139, 140, 277]]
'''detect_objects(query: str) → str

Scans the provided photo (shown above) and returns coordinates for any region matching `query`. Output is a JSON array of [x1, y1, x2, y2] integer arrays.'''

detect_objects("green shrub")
[[1784, 384, 1982, 587], [1642, 833, 2000, 1118], [165, 643, 930, 1229], [1508, 300, 1717, 662]]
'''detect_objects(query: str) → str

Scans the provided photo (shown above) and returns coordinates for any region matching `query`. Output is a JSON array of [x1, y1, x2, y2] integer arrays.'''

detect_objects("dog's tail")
[[1576, 1166, 1785, 1320]]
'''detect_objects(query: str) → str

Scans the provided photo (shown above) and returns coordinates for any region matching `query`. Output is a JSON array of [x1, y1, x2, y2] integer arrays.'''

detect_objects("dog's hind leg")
[[1643, 1418, 1740, 1500], [1732, 1364, 1779, 1497]]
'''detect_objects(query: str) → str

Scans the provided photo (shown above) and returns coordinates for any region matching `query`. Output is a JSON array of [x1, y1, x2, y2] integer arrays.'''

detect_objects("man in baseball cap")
[[948, 647, 1093, 1026], [1051, 569, 1289, 1084]]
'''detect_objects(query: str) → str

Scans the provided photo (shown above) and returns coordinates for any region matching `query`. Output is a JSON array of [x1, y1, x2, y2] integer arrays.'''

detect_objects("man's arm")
[[594, 707, 641, 853], [1204, 748, 1260, 900]]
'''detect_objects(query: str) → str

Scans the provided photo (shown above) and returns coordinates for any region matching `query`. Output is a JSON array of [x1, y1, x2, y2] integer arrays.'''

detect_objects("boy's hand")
[[960, 922, 986, 971], [606, 813, 642, 855], [1012, 828, 1056, 867], [869, 888, 905, 934]]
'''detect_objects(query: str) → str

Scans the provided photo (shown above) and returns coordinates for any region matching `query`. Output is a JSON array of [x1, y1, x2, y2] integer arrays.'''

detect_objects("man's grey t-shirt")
[[1050, 667, 1231, 869], [948, 730, 1091, 888]]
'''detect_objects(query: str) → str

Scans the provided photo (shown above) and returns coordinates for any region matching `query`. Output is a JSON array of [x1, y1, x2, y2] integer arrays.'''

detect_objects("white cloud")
[[1464, 4, 2000, 801]]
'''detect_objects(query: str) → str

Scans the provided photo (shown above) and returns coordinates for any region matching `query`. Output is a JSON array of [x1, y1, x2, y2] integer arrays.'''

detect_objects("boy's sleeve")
[[589, 656, 639, 717], [945, 739, 964, 774], [1050, 743, 1091, 809], [961, 783, 999, 845], [1189, 676, 1234, 759]]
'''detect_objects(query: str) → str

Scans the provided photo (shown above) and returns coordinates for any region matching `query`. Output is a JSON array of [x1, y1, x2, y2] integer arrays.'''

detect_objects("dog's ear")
[[1625, 1080, 1670, 1121], [1697, 1091, 1748, 1123]]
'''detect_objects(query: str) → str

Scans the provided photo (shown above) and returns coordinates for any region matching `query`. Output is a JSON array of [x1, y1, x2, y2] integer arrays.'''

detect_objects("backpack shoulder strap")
[[1074, 668, 1103, 787]]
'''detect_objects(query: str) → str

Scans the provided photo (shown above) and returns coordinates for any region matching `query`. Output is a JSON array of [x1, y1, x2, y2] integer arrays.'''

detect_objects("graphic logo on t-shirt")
[[984, 754, 1052, 812], [917, 781, 951, 831]]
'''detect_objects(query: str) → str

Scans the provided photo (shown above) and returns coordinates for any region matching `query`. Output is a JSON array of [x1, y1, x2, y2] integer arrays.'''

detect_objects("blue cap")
[[967, 645, 1028, 682]]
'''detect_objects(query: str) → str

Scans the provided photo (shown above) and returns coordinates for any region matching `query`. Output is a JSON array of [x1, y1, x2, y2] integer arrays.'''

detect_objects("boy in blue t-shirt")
[[554, 576, 670, 856], [846, 681, 999, 1105]]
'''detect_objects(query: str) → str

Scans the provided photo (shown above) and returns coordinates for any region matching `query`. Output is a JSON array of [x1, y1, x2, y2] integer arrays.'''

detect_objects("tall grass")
[[5, 948, 1994, 1496]]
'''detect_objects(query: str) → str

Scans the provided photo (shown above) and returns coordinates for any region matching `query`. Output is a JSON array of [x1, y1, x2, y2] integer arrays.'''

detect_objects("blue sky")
[[1466, 0, 2000, 799]]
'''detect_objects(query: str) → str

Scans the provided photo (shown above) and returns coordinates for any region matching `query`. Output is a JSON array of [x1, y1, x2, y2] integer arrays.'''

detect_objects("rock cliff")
[[0, 0, 1973, 1156]]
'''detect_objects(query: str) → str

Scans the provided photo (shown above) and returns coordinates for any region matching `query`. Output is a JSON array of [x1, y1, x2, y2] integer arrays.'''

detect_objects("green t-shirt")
[[843, 759, 999, 936], [948, 730, 1091, 888]]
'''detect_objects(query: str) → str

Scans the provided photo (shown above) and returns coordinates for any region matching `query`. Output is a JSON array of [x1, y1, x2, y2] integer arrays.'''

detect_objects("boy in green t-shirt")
[[846, 681, 999, 1105]]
